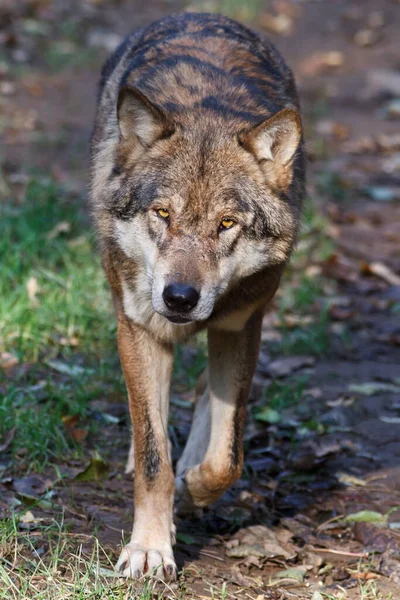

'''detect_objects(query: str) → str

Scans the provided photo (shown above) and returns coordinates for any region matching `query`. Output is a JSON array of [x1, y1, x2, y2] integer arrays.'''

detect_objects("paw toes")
[[115, 543, 176, 581], [118, 560, 127, 573], [164, 562, 177, 580]]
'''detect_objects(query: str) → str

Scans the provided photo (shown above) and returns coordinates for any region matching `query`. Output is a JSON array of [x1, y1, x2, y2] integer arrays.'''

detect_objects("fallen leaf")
[[13, 474, 54, 509], [0, 427, 16, 452], [338, 473, 366, 487], [316, 119, 350, 140], [227, 525, 295, 560], [226, 543, 268, 558], [46, 360, 91, 377], [360, 261, 400, 286], [345, 510, 387, 525], [19, 511, 36, 524], [380, 416, 400, 424], [267, 355, 315, 377], [348, 382, 400, 396], [13, 475, 53, 497], [93, 566, 122, 579], [0, 352, 19, 372], [378, 551, 400, 583], [385, 99, 400, 119], [353, 522, 396, 553], [260, 13, 293, 35], [289, 441, 341, 471], [62, 415, 88, 444], [18, 510, 47, 530], [26, 276, 40, 307], [59, 335, 80, 347], [46, 221, 71, 240], [353, 29, 381, 47], [299, 51, 344, 76], [74, 454, 109, 482], [271, 566, 307, 583], [254, 407, 281, 424], [322, 253, 358, 283], [352, 571, 379, 580]]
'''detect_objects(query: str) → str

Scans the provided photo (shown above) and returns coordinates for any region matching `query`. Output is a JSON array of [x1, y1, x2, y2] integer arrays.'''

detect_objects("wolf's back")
[[91, 12, 299, 155]]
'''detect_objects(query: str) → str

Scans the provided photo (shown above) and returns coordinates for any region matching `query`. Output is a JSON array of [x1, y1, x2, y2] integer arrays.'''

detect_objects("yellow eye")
[[157, 208, 169, 219], [220, 218, 234, 230]]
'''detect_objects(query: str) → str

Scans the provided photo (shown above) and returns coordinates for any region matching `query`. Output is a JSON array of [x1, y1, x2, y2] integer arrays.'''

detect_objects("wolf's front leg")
[[178, 311, 263, 508], [115, 315, 176, 580]]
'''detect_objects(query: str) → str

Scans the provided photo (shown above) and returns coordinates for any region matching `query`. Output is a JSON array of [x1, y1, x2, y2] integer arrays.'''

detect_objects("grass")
[[0, 177, 113, 357], [0, 511, 185, 599], [0, 177, 120, 468], [254, 376, 309, 424], [189, 0, 261, 21], [271, 197, 336, 357]]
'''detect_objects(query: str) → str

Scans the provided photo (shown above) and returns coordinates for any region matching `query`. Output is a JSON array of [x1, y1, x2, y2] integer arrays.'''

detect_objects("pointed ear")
[[117, 86, 172, 147], [242, 108, 302, 167]]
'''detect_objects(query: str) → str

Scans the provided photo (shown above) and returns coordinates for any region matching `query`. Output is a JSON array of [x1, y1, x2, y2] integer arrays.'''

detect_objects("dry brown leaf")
[[353, 572, 379, 580], [299, 51, 344, 77], [62, 415, 88, 444], [353, 29, 381, 47], [260, 13, 293, 35], [228, 525, 296, 560], [267, 355, 315, 378], [59, 335, 80, 347], [0, 427, 16, 452], [13, 474, 53, 497], [46, 221, 71, 240], [26, 276, 40, 307], [360, 261, 400, 286], [0, 351, 19, 372]]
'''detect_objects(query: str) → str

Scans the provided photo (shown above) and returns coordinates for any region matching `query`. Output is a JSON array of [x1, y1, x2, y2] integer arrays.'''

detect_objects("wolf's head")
[[97, 87, 303, 326]]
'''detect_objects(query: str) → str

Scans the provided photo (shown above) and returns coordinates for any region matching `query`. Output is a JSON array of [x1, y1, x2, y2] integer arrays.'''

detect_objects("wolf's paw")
[[115, 542, 177, 580]]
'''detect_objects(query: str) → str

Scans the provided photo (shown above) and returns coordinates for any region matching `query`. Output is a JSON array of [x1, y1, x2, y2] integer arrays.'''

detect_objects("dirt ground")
[[1, 1, 400, 598]]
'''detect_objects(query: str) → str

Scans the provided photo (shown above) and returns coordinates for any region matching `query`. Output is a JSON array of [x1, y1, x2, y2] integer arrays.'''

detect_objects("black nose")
[[163, 283, 200, 312]]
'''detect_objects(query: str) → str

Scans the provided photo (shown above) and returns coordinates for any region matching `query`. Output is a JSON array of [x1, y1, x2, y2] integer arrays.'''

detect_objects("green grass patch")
[[0, 511, 182, 599], [273, 197, 335, 357], [189, 0, 261, 21], [254, 376, 309, 424], [0, 177, 120, 468], [0, 177, 114, 359], [277, 309, 331, 356]]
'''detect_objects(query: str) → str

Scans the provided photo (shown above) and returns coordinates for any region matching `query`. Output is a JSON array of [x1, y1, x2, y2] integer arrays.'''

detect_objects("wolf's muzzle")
[[162, 283, 200, 313]]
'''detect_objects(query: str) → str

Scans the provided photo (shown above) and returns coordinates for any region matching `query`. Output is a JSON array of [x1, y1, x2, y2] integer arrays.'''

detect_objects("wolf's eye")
[[157, 208, 169, 220], [219, 218, 235, 231]]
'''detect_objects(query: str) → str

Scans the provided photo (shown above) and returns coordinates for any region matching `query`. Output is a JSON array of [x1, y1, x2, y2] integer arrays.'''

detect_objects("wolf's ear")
[[117, 86, 171, 147], [242, 108, 302, 167]]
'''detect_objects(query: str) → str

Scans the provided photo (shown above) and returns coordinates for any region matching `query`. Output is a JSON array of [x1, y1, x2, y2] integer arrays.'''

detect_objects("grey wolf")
[[90, 11, 305, 580]]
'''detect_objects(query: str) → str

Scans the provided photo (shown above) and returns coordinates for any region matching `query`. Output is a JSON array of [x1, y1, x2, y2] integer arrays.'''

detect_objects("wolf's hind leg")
[[175, 375, 211, 512], [176, 367, 210, 478]]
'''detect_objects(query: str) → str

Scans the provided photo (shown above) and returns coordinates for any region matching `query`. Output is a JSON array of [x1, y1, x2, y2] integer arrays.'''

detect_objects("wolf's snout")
[[163, 283, 200, 313]]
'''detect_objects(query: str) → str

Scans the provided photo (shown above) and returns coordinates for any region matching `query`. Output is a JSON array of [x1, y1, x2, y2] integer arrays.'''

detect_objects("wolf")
[[90, 12, 305, 580]]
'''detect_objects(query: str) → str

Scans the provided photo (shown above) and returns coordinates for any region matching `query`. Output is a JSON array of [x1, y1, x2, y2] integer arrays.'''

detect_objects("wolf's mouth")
[[165, 315, 193, 324]]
